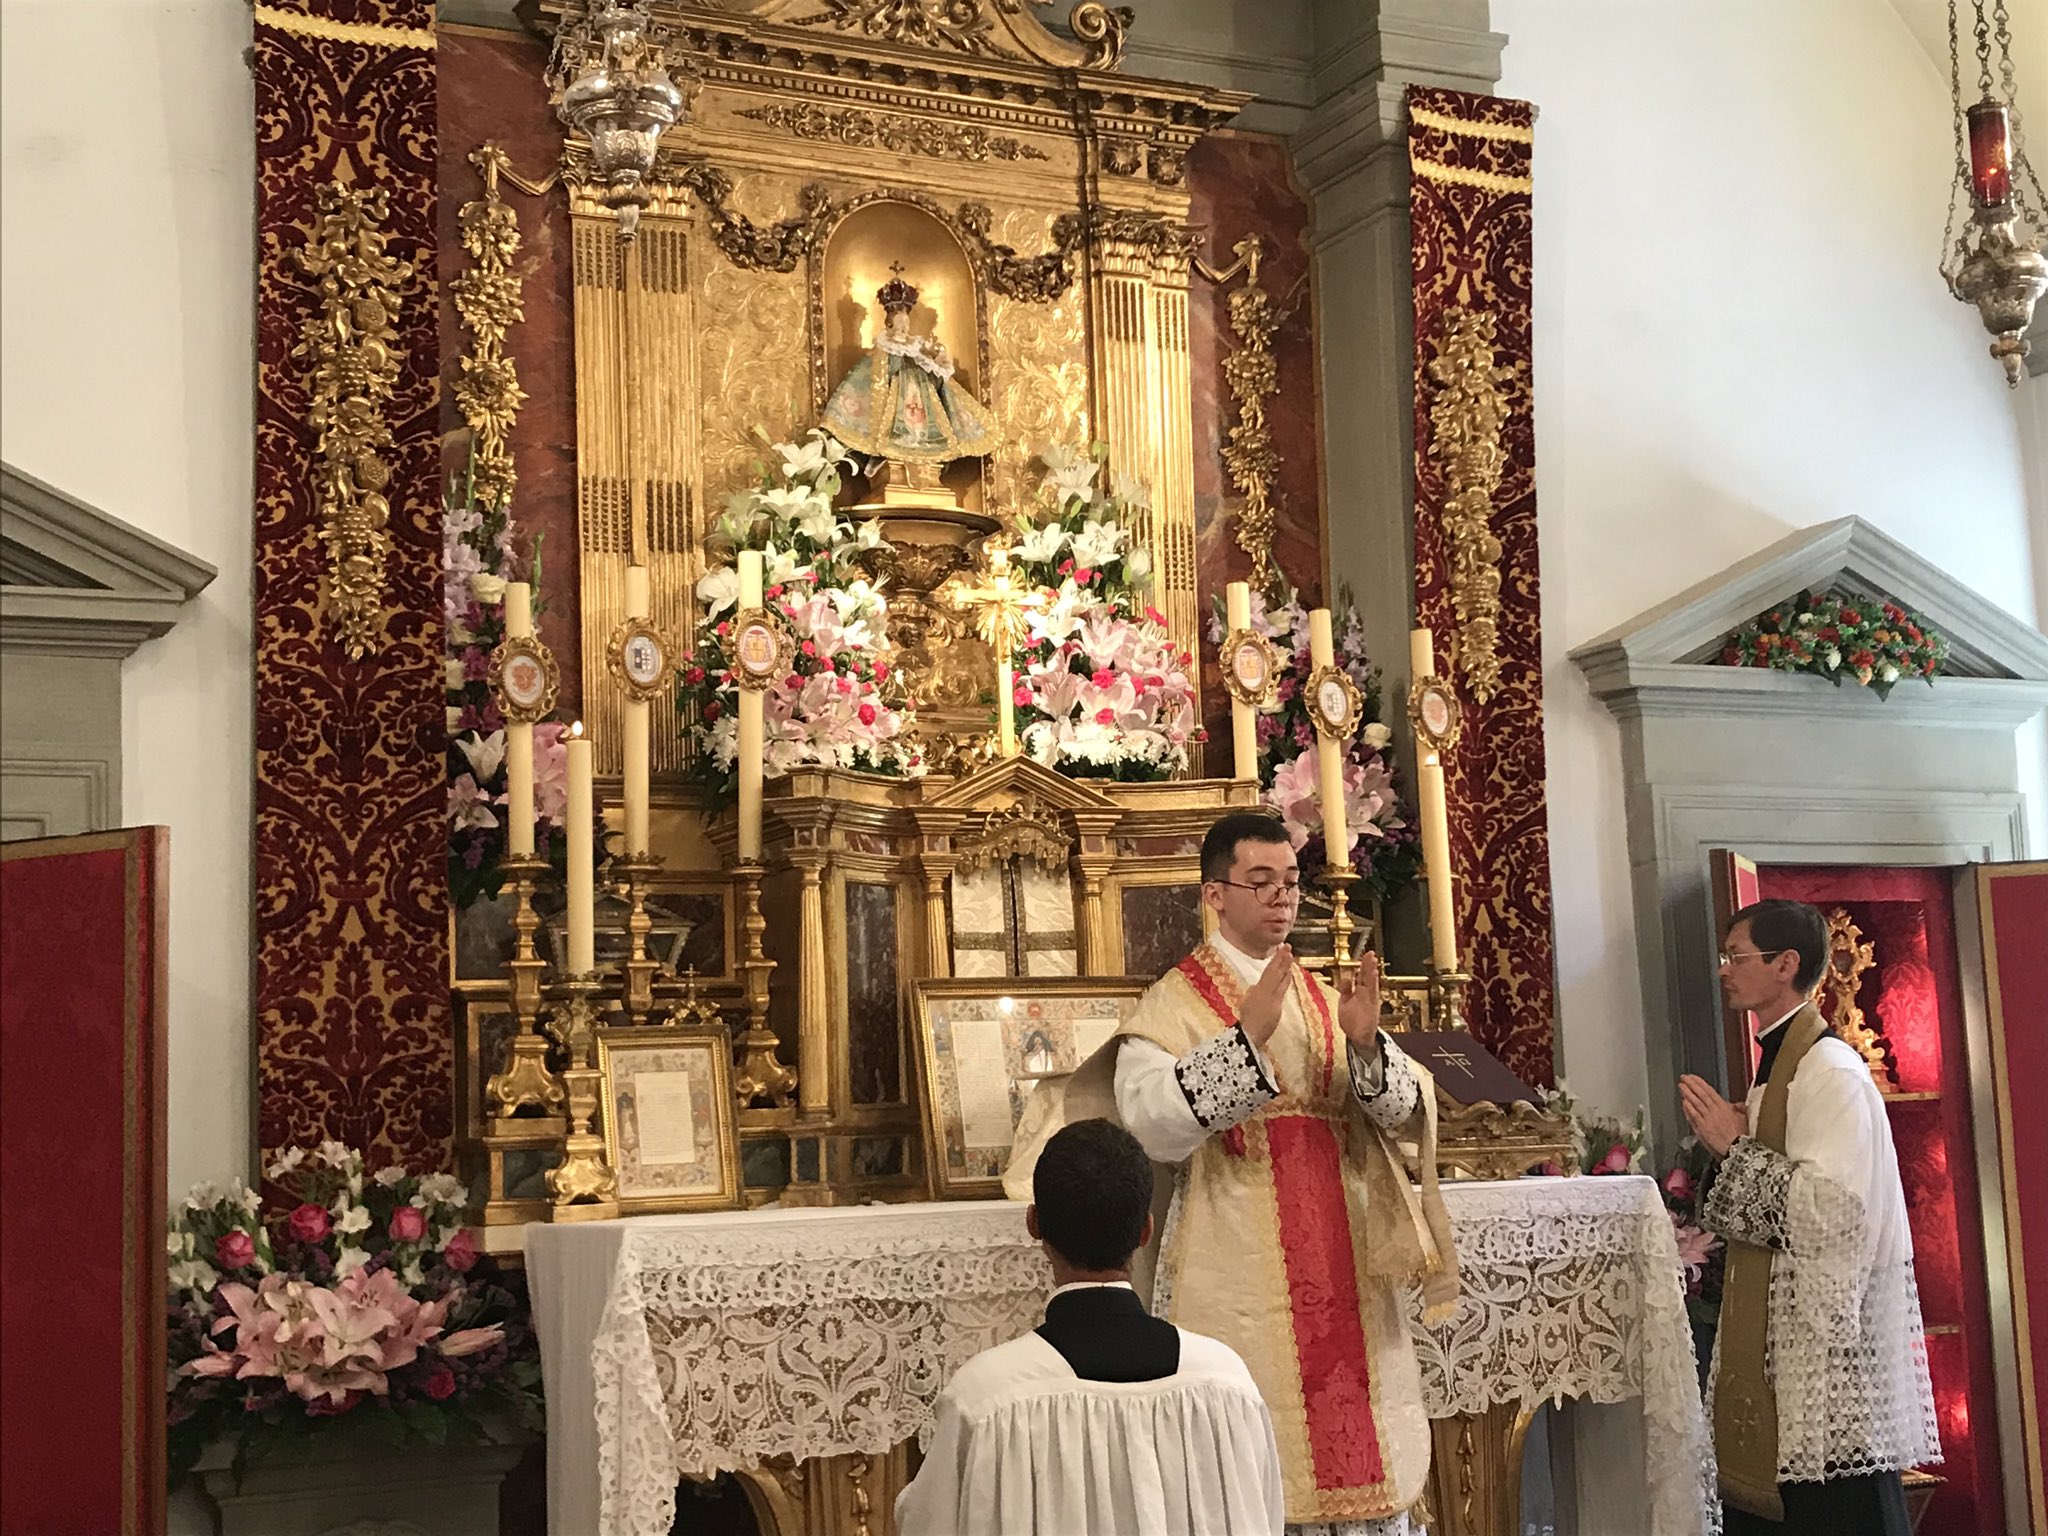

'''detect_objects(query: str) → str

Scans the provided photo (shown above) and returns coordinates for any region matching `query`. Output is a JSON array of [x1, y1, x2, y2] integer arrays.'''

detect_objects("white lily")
[[697, 566, 740, 618], [1126, 547, 1153, 583], [776, 436, 830, 480], [456, 729, 506, 783], [1014, 521, 1068, 564], [1069, 518, 1125, 570]]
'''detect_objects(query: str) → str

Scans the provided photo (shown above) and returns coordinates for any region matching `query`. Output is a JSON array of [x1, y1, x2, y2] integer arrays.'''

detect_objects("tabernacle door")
[[1706, 847, 1762, 1093], [0, 828, 168, 1536]]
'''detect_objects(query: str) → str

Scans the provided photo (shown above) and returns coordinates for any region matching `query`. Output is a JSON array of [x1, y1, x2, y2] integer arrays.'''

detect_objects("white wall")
[[1495, 0, 2046, 1124], [1, 0, 257, 1199]]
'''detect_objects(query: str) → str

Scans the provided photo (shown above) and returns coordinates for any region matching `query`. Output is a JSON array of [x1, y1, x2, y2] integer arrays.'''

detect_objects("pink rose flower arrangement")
[[166, 1143, 543, 1489]]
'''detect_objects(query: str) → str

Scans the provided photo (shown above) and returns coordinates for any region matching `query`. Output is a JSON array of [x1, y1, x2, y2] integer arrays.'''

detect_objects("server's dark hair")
[[1200, 810, 1292, 884], [1725, 899, 1830, 993], [1032, 1119, 1154, 1272]]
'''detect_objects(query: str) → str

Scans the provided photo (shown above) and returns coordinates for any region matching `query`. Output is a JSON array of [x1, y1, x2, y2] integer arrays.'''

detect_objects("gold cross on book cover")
[[1387, 1031, 1537, 1106]]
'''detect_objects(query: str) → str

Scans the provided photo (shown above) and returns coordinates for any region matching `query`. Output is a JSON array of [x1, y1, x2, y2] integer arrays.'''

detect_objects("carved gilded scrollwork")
[[681, 163, 834, 273], [957, 201, 1085, 302], [789, 0, 1020, 58], [450, 144, 530, 513], [1425, 307, 1515, 705], [1821, 908, 1895, 1091], [295, 181, 411, 661], [1194, 233, 1301, 592], [1068, 1, 1133, 68], [740, 103, 1048, 163]]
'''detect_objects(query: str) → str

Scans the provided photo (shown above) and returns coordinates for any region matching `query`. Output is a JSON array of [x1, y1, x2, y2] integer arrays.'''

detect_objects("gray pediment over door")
[[0, 463, 215, 839], [1570, 517, 2047, 1145]]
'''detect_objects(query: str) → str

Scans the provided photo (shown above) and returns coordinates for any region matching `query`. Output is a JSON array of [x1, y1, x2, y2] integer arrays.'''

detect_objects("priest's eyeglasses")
[[1717, 947, 1785, 968], [1212, 879, 1304, 905]]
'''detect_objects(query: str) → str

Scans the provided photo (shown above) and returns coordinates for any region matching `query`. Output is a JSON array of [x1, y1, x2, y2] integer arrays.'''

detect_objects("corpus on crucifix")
[[953, 544, 1041, 758]]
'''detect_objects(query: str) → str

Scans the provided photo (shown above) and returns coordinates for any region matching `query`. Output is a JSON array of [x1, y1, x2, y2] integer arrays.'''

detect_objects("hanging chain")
[[1942, 0, 1971, 278], [1973, 0, 1995, 94], [1991, 0, 2046, 231]]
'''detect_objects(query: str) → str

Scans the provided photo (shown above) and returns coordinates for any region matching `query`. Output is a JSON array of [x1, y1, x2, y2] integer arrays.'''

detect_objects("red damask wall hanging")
[[1407, 85, 1556, 1086], [253, 0, 450, 1169]]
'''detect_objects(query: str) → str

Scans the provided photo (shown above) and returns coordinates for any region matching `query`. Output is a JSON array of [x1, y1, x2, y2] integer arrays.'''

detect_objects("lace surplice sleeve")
[[1115, 1030, 1276, 1164], [1348, 1031, 1421, 1133]]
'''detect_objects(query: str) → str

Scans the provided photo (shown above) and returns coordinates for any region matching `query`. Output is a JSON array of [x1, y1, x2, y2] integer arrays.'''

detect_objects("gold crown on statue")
[[877, 262, 919, 316]]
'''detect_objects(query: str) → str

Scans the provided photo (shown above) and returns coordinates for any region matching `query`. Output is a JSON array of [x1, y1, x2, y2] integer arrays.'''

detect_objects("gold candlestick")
[[1428, 967, 1473, 1032], [1323, 860, 1363, 995], [545, 973, 619, 1220], [609, 850, 665, 1027], [485, 853, 565, 1120], [730, 862, 796, 1107]]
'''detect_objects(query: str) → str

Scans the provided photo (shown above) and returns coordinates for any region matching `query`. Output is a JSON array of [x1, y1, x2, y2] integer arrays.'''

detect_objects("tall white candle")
[[1227, 581, 1256, 781], [504, 582, 535, 858], [565, 721, 595, 974], [737, 551, 765, 863], [622, 564, 651, 856], [1410, 627, 1459, 971], [1309, 609, 1349, 867]]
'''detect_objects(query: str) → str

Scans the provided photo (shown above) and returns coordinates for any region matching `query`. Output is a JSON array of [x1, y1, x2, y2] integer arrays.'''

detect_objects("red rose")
[[800, 640, 816, 657], [1662, 1167, 1694, 1203], [424, 1366, 457, 1401], [442, 1228, 477, 1273], [767, 584, 784, 599], [1091, 668, 1115, 688], [684, 666, 705, 684], [702, 700, 722, 722], [286, 1203, 331, 1244], [388, 1205, 427, 1243], [1095, 707, 1116, 725], [874, 663, 890, 680], [1721, 647, 1741, 665], [858, 703, 878, 726], [1818, 625, 1841, 642], [1593, 1142, 1631, 1175], [1075, 568, 1094, 584], [786, 672, 803, 689], [1840, 608, 1863, 625], [215, 1230, 256, 1270]]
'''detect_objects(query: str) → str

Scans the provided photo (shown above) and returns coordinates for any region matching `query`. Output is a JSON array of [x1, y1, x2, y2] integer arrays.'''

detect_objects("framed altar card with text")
[[915, 977, 1148, 1200], [596, 1026, 740, 1214]]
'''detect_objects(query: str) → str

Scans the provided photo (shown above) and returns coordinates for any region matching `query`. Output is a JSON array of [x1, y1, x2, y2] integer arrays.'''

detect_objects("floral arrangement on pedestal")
[[1715, 589, 1948, 698], [1206, 582, 1421, 902], [166, 1143, 543, 1486], [1003, 444, 1201, 781], [443, 459, 569, 908], [679, 431, 920, 802]]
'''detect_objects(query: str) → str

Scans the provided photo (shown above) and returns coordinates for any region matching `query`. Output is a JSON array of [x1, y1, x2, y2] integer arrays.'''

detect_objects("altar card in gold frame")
[[596, 1025, 741, 1214], [914, 977, 1148, 1200]]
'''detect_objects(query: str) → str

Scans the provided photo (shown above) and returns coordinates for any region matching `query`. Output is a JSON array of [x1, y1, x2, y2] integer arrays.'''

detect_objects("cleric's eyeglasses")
[[1211, 879, 1303, 906], [1717, 948, 1785, 968]]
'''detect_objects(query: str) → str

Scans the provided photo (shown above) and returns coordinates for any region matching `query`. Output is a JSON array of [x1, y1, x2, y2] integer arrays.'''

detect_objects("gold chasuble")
[[1024, 943, 1460, 1526]]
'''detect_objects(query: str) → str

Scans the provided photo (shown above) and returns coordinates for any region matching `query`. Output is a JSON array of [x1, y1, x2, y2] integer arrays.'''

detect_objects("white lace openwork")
[[584, 1179, 1716, 1536], [1352, 1039, 1419, 1131], [1703, 1142, 1941, 1484], [1172, 1025, 1274, 1130]]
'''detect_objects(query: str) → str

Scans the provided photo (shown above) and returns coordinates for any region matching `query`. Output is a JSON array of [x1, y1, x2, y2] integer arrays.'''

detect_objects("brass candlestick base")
[[610, 850, 666, 1027], [730, 862, 797, 1108], [1322, 861, 1363, 994], [486, 853, 564, 1120], [1428, 967, 1473, 1032], [545, 973, 619, 1221]]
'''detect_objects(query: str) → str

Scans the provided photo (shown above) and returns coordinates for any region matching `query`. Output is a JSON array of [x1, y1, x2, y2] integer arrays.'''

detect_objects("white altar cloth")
[[524, 1177, 1714, 1536]]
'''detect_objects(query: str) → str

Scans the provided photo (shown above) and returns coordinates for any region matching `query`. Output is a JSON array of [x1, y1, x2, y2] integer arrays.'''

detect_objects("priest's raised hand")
[[1235, 942, 1295, 1048]]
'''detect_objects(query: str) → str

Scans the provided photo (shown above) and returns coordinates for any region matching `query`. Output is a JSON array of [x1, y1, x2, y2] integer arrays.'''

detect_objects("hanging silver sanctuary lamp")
[[1941, 0, 2047, 386], [548, 1, 687, 240]]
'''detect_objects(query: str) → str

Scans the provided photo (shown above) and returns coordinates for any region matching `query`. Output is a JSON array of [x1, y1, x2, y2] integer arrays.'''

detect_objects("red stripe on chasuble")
[[1303, 970, 1337, 1098], [1177, 951, 1237, 1024], [1266, 1114, 1385, 1491]]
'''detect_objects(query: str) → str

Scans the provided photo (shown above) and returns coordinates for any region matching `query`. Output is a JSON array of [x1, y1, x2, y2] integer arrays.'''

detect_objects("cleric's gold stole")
[[1126, 945, 1458, 1525], [1714, 1001, 1831, 1520]]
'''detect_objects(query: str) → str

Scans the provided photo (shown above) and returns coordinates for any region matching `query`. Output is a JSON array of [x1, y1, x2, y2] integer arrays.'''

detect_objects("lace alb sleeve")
[[1349, 1033, 1419, 1132], [1173, 1025, 1276, 1132], [1701, 1136, 1792, 1250]]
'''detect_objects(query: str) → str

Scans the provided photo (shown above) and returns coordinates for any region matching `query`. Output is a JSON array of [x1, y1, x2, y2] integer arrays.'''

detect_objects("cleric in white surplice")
[[1681, 898, 1940, 1536], [895, 1119, 1286, 1536]]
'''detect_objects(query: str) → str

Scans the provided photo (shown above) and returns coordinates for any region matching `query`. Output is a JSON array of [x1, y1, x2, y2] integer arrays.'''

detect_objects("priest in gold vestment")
[[1010, 811, 1459, 1534]]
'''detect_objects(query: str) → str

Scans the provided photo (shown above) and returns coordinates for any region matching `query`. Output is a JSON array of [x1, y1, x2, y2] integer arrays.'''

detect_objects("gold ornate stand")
[[1322, 861, 1364, 993], [544, 972, 619, 1221], [730, 861, 797, 1108], [609, 851, 665, 1027]]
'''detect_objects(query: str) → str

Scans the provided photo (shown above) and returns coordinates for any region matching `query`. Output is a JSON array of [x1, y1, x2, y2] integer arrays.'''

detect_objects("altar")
[[526, 1177, 1714, 1536]]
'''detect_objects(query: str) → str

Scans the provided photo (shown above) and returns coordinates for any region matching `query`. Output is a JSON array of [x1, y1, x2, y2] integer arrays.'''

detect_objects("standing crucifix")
[[954, 545, 1042, 758]]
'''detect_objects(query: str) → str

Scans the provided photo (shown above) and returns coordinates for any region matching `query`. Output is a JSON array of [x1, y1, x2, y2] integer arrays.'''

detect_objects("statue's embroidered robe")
[[1008, 939, 1458, 1529]]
